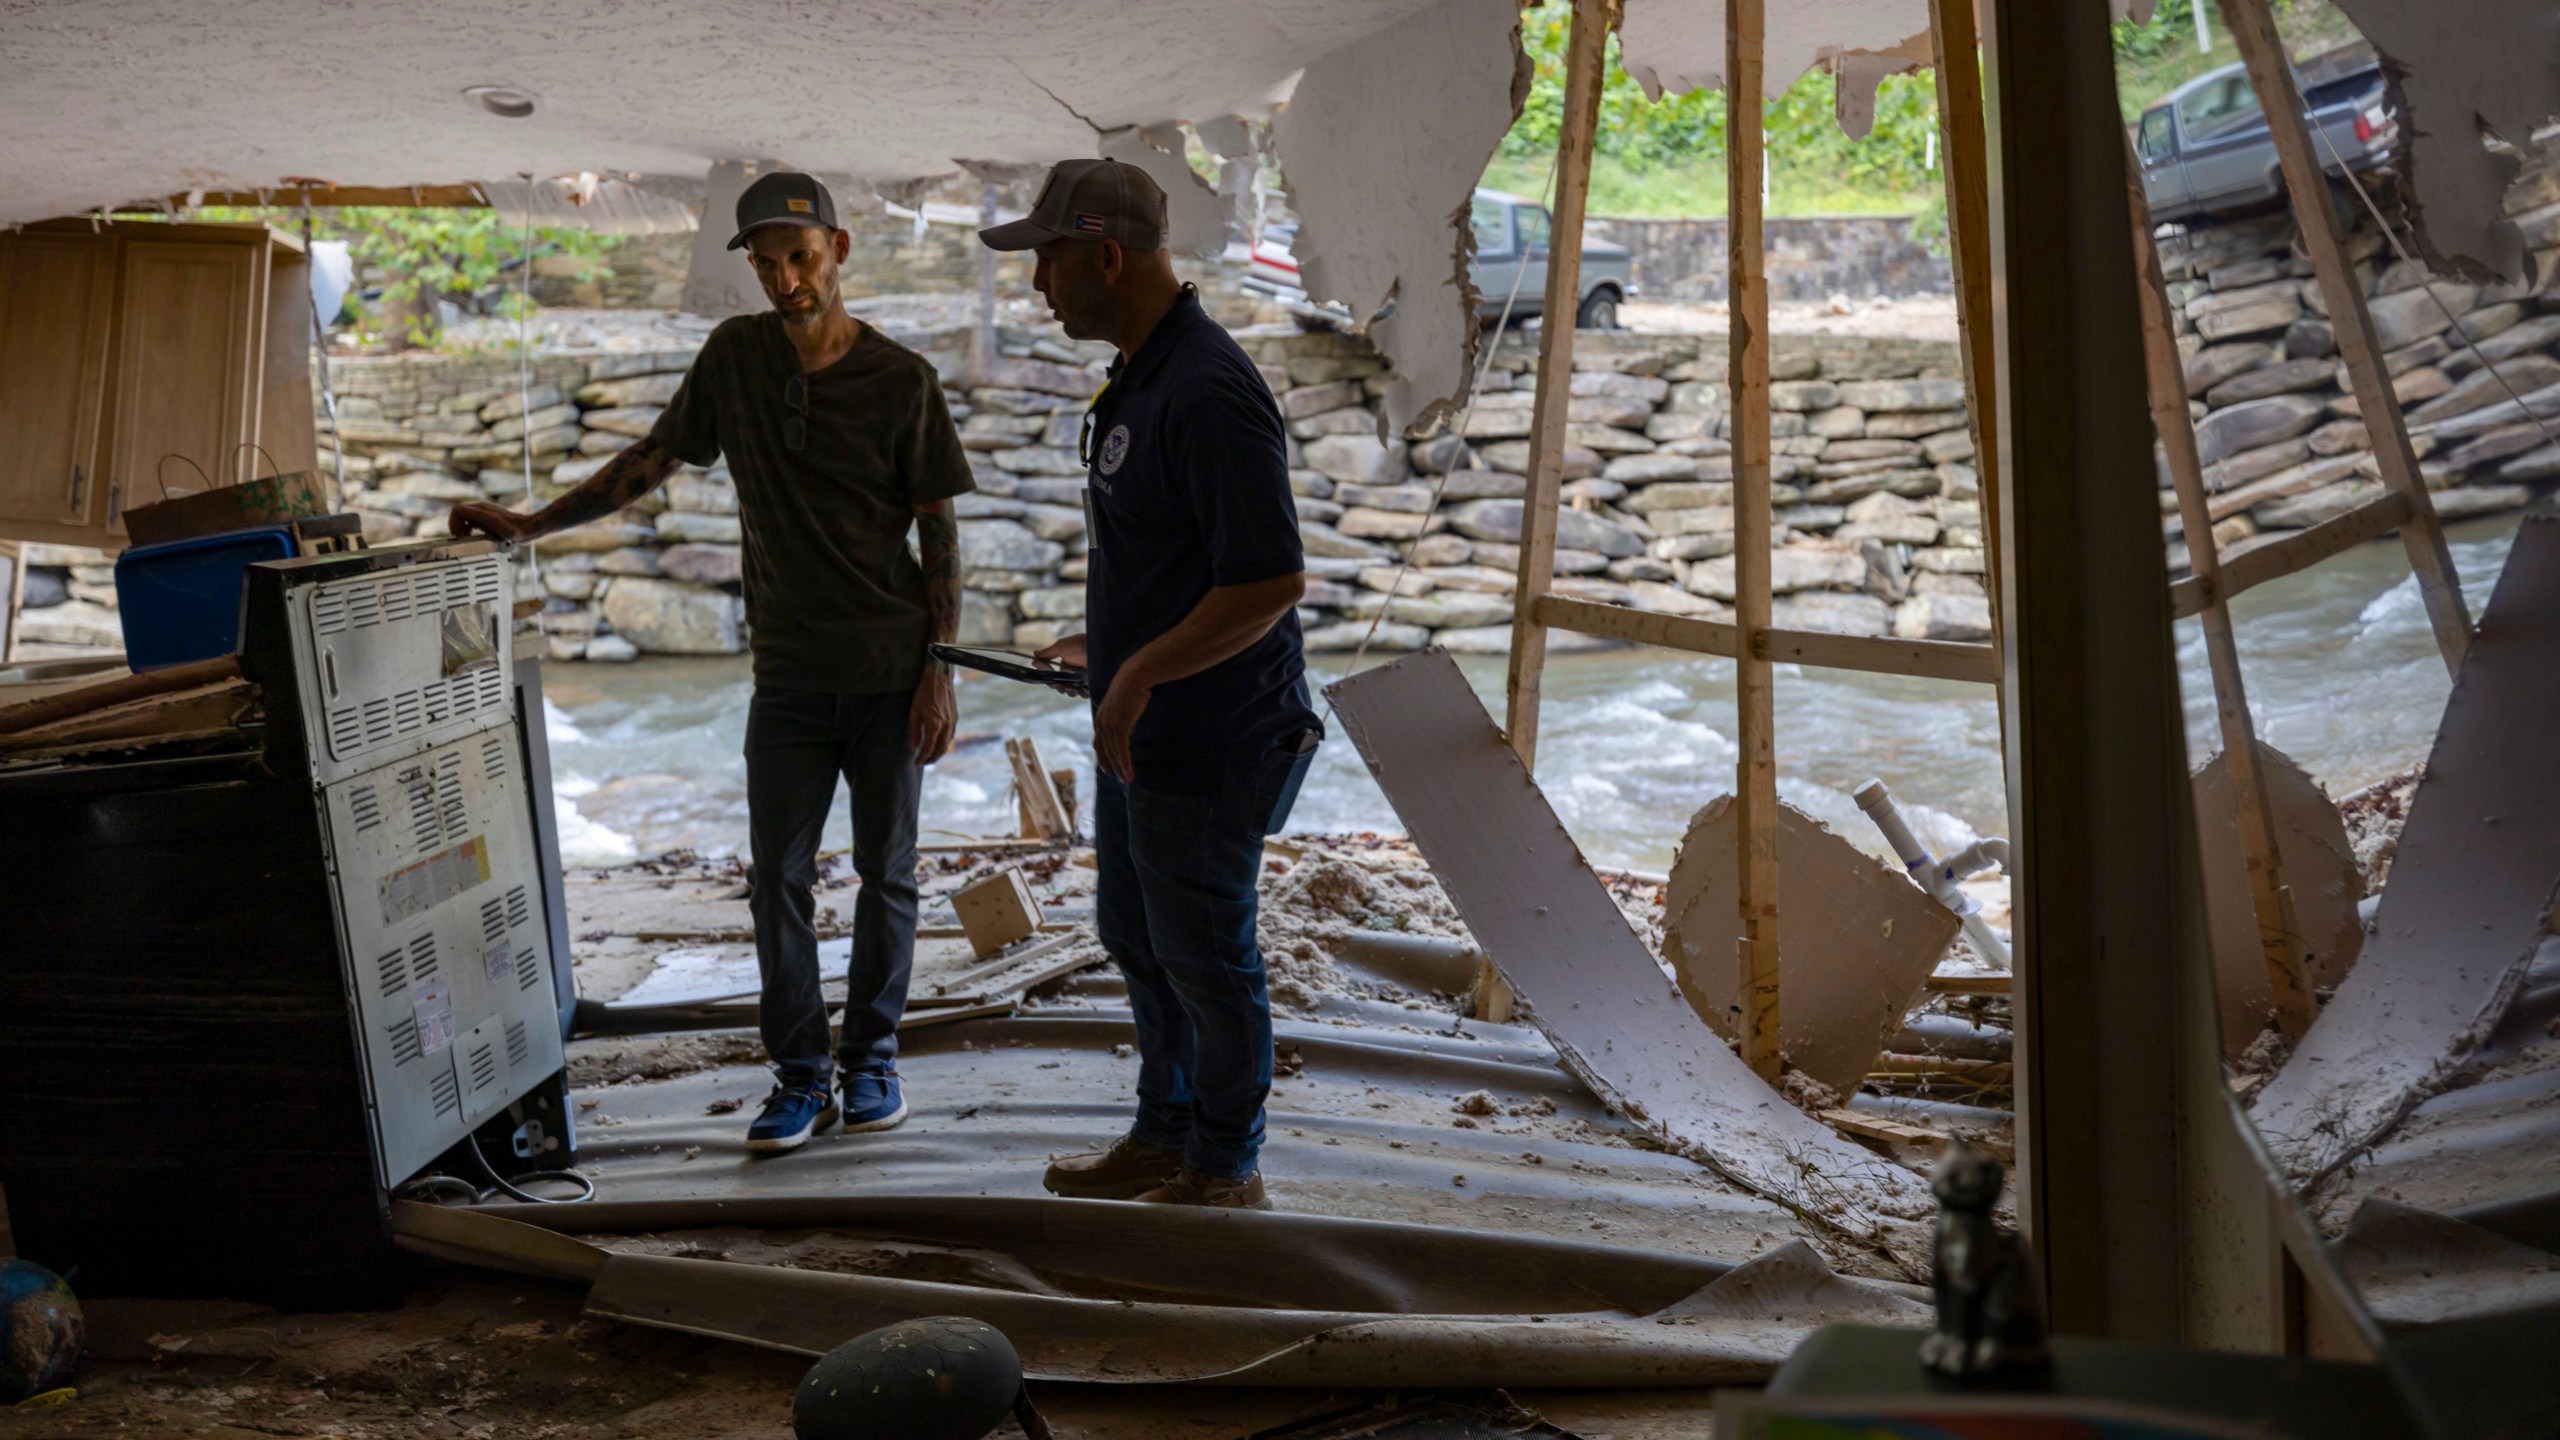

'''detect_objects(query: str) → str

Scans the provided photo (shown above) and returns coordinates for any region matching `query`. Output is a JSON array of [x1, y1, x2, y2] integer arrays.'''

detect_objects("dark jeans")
[[745, 686, 921, 1086], [1095, 740, 1316, 1181]]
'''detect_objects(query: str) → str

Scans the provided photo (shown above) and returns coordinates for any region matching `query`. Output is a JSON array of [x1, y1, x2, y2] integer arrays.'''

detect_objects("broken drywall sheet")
[[1662, 794, 1959, 1098], [2251, 516, 2560, 1186], [2193, 740, 2367, 1061], [1326, 649, 1933, 1237], [1617, 0, 1930, 105], [1271, 0, 1530, 440], [1097, 125, 1231, 261], [2330, 0, 2556, 285]]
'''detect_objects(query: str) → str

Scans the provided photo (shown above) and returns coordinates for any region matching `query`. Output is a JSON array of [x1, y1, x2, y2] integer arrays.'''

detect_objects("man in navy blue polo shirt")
[[981, 159, 1321, 1210]]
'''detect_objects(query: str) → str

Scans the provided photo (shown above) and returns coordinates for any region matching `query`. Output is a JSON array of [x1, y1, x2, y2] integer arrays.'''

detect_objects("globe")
[[0, 1258, 82, 1403]]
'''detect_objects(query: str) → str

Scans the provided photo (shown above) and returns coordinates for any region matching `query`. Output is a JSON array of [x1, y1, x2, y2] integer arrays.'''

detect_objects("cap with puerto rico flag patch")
[[977, 158, 1167, 252]]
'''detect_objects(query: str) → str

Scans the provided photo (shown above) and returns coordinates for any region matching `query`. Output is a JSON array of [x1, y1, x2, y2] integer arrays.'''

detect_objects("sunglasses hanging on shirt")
[[784, 373, 809, 453]]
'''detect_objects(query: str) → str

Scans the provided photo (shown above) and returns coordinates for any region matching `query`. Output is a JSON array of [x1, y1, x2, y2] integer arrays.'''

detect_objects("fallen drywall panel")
[[1097, 125, 1231, 261], [1618, 0, 1930, 104], [2251, 516, 2560, 1185], [1271, 0, 1529, 440], [1326, 649, 1933, 1241], [1662, 794, 1959, 1098], [2193, 740, 2367, 1060], [2330, 0, 2552, 285]]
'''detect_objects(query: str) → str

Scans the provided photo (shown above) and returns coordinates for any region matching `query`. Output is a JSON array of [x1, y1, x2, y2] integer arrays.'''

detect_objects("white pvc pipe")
[[1854, 779, 2012, 970]]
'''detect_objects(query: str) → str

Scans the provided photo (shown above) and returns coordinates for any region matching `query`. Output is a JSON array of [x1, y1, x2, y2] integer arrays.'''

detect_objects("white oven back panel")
[[322, 725, 562, 1188], [290, 553, 512, 787]]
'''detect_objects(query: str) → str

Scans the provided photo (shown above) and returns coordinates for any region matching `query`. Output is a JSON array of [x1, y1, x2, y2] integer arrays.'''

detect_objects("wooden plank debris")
[[1662, 794, 1960, 1097], [1821, 1108, 2012, 1164], [2251, 517, 2560, 1183], [1006, 736, 1070, 842], [950, 867, 1041, 959], [1327, 649, 1932, 1232]]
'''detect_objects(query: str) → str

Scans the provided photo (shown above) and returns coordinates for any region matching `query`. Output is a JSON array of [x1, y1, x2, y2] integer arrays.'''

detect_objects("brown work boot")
[[1135, 1168, 1272, 1211], [1042, 1135, 1185, 1200]]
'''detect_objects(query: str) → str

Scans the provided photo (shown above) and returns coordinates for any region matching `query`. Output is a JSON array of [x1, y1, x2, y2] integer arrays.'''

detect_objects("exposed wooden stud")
[[1529, 594, 2002, 684], [2220, 0, 2470, 675], [1927, 0, 2006, 666], [2123, 136, 2315, 1040], [1727, 0, 1782, 1084], [1500, 0, 1617, 771], [2167, 490, 2414, 618], [1752, 624, 1998, 684]]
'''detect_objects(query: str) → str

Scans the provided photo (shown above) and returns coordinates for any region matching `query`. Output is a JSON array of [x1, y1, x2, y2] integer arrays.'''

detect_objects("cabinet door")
[[0, 233, 116, 527], [106, 237, 262, 532]]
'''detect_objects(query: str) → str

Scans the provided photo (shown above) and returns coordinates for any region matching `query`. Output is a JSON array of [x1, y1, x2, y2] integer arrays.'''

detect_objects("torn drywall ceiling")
[[2328, 0, 2558, 284], [1271, 0, 1530, 440], [1662, 794, 1959, 1098], [1096, 126, 1232, 260], [0, 0, 1444, 230], [1617, 0, 1931, 104]]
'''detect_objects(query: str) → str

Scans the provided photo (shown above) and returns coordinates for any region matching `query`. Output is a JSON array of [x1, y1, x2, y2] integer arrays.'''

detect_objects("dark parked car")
[[2134, 43, 2396, 226], [1243, 188, 1636, 329]]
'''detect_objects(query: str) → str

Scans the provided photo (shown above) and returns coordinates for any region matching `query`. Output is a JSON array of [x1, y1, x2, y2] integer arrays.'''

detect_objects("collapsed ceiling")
[[0, 0, 1442, 226]]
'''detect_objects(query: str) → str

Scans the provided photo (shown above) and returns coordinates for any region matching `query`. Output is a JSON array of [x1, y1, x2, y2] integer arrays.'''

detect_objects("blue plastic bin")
[[114, 526, 298, 671]]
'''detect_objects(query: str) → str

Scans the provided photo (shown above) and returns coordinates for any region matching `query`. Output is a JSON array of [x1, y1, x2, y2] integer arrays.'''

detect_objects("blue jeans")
[[745, 686, 921, 1086], [1095, 741, 1316, 1182]]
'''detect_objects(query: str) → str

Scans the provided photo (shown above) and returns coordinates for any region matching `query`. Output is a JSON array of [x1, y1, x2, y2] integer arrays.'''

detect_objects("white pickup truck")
[[1243, 188, 1637, 330]]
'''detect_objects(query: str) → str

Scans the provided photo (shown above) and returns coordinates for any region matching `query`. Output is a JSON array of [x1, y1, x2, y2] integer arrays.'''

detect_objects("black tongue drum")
[[794, 1317, 1051, 1440]]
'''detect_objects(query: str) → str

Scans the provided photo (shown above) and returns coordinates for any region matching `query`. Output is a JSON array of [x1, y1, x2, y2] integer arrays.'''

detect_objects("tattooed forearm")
[[916, 500, 961, 665], [532, 438, 680, 537]]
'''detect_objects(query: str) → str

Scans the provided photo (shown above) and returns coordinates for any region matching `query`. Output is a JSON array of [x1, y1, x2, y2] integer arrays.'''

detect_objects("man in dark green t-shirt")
[[451, 172, 975, 1153]]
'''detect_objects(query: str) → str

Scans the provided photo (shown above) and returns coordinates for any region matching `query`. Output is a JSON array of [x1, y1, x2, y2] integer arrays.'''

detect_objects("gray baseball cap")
[[978, 158, 1167, 251]]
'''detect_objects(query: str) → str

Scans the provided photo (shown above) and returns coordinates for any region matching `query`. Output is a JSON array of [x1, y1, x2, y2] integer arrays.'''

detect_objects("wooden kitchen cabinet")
[[0, 220, 314, 551]]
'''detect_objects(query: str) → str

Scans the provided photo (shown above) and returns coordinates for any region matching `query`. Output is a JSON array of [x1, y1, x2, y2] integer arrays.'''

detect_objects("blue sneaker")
[[841, 1065, 908, 1133], [745, 1075, 838, 1153]]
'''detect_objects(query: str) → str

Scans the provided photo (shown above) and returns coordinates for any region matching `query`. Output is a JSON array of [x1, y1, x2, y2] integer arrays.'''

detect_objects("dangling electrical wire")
[[2309, 106, 2560, 454], [300, 187, 349, 504], [1338, 152, 1563, 685], [514, 174, 543, 588]]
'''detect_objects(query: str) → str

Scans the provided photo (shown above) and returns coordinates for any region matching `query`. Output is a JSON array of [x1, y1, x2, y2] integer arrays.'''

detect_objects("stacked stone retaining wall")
[[2152, 140, 2560, 567]]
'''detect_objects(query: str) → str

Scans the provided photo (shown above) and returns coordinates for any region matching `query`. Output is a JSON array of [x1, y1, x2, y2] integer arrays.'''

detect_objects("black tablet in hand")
[[932, 644, 1089, 696]]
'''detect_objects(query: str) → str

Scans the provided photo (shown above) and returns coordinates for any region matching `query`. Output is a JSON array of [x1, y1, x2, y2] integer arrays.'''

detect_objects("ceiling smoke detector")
[[463, 85, 539, 120]]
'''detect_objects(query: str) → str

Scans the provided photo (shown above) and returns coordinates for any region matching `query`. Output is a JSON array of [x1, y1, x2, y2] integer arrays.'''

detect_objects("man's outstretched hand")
[[447, 502, 539, 545], [910, 668, 957, 765]]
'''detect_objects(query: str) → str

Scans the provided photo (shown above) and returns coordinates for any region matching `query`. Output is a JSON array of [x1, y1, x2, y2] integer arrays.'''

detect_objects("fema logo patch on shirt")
[[1098, 423, 1131, 476]]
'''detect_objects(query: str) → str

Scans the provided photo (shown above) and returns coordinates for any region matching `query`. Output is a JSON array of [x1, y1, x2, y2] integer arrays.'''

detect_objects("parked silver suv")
[[1243, 188, 1637, 330]]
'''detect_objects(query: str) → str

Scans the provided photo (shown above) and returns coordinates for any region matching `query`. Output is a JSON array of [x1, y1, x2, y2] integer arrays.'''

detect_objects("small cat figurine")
[[1919, 1136, 2052, 1380]]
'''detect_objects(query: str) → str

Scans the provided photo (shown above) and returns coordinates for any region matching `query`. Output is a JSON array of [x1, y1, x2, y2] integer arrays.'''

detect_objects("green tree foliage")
[[205, 205, 619, 348], [1494, 4, 1944, 220]]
